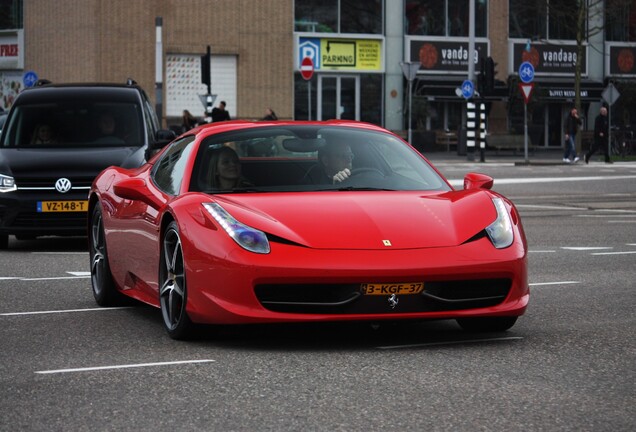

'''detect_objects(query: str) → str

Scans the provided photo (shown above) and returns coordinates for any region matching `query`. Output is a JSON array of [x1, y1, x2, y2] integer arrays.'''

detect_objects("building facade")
[[1, 0, 635, 149]]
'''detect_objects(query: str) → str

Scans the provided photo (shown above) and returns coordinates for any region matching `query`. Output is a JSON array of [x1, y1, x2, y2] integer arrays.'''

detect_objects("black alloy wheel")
[[89, 203, 124, 306], [159, 221, 193, 339]]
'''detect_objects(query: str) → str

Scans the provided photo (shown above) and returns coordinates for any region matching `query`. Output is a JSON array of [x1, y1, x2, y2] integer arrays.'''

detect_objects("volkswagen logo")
[[55, 178, 72, 193]]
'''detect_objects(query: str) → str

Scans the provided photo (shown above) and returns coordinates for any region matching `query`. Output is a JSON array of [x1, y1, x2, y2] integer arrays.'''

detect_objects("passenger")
[[31, 123, 57, 145], [207, 146, 252, 189], [94, 112, 124, 144], [303, 140, 354, 184]]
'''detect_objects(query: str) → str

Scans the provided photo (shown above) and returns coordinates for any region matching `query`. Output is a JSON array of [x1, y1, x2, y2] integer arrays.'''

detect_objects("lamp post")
[[400, 61, 421, 144]]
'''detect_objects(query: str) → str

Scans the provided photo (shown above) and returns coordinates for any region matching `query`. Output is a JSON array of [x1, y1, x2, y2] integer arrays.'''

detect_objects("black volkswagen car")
[[0, 80, 175, 248]]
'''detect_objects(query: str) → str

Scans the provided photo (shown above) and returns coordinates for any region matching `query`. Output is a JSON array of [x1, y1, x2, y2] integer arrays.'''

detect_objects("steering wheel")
[[348, 167, 385, 178]]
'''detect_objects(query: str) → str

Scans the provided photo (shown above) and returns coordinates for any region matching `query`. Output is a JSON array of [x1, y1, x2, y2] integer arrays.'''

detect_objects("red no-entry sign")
[[300, 56, 314, 81]]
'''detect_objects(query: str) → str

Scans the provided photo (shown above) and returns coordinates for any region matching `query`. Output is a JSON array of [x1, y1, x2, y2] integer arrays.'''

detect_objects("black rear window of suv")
[[1, 87, 145, 148]]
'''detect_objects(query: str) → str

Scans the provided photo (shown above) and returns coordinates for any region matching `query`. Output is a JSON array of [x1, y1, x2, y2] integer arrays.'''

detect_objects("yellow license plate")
[[37, 200, 89, 213], [361, 282, 424, 296]]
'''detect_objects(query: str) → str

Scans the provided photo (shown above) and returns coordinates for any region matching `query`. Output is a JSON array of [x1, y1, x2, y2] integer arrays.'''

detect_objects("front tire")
[[456, 316, 518, 332], [0, 234, 8, 249], [159, 221, 193, 340], [89, 203, 125, 306]]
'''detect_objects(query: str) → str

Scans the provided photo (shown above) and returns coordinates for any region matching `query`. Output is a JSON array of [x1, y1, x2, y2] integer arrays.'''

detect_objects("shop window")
[[547, 0, 578, 40], [406, 1, 487, 37], [295, 0, 383, 34], [606, 0, 636, 41], [509, 0, 547, 39], [0, 0, 23, 30], [360, 74, 383, 126], [341, 0, 383, 34], [510, 0, 584, 41]]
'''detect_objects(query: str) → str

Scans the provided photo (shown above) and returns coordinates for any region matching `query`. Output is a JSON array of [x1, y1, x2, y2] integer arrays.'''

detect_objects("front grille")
[[16, 176, 94, 189], [11, 211, 87, 229], [255, 278, 512, 314]]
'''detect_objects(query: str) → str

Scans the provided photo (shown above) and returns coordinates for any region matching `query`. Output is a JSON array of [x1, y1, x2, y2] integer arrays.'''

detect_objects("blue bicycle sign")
[[519, 62, 535, 83], [461, 80, 474, 99]]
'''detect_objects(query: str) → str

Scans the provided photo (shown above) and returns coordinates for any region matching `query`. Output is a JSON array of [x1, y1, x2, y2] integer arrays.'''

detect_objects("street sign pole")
[[308, 81, 312, 121], [400, 62, 421, 144], [300, 57, 315, 120], [524, 102, 529, 163], [518, 62, 535, 164], [602, 82, 621, 158]]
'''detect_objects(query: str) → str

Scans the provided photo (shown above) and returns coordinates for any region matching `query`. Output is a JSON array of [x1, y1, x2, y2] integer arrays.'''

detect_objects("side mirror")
[[463, 172, 494, 190], [156, 129, 177, 143], [113, 177, 162, 208]]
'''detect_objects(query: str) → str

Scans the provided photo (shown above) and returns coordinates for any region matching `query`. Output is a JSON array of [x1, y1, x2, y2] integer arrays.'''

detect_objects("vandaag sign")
[[409, 40, 488, 74], [513, 43, 587, 75]]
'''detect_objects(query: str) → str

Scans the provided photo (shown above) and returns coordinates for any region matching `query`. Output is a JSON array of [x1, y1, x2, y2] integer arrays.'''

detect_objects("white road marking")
[[67, 271, 91, 276], [561, 247, 613, 251], [0, 275, 90, 282], [35, 359, 216, 374], [31, 252, 87, 255], [19, 276, 90, 281], [1, 307, 132, 316], [530, 281, 580, 286], [377, 336, 523, 350], [575, 214, 636, 218], [591, 251, 636, 256], [607, 220, 636, 223], [516, 204, 582, 211]]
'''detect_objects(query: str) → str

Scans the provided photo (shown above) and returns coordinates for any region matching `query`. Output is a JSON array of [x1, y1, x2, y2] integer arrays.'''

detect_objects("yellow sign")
[[319, 39, 382, 71]]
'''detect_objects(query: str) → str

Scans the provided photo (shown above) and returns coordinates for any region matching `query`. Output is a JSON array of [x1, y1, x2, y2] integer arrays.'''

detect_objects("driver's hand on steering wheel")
[[332, 168, 351, 183]]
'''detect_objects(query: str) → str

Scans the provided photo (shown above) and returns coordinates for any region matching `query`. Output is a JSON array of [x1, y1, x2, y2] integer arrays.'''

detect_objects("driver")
[[303, 141, 354, 184]]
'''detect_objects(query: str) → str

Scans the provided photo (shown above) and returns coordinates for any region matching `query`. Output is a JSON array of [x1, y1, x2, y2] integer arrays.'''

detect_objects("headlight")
[[485, 197, 513, 249], [0, 174, 17, 193], [202, 202, 270, 254]]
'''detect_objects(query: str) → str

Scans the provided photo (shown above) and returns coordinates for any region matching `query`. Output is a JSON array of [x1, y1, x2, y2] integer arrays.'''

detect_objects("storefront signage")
[[408, 40, 487, 74], [0, 31, 23, 69], [297, 37, 382, 72], [512, 42, 587, 75], [608, 45, 636, 76], [547, 89, 588, 98]]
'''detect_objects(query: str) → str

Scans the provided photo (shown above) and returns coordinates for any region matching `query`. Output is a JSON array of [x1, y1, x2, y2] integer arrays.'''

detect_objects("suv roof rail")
[[34, 79, 52, 87]]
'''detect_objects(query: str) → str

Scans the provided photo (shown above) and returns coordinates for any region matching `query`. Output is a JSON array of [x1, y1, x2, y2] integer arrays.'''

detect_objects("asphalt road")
[[1, 160, 634, 431]]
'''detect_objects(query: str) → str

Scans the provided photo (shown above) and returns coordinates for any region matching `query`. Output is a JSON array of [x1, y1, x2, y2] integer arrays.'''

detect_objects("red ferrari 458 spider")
[[88, 120, 528, 339]]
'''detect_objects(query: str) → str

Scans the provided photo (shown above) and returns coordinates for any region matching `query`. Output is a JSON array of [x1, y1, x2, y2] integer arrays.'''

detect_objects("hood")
[[214, 190, 497, 250], [0, 146, 145, 178]]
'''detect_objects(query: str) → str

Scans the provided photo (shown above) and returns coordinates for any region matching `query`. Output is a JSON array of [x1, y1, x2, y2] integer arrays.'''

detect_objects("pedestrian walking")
[[585, 106, 612, 164], [563, 107, 582, 163], [261, 107, 278, 121], [211, 101, 231, 122]]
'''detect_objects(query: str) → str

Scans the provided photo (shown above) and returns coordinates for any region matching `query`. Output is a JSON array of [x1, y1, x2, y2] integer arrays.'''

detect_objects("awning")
[[528, 78, 604, 102], [413, 76, 508, 101]]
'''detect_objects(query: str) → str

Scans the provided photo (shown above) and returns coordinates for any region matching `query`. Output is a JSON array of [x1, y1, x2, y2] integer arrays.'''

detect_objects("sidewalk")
[[422, 148, 606, 166]]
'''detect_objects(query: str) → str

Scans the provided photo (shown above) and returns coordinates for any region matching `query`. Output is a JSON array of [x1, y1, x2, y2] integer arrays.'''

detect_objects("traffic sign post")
[[518, 62, 535, 163], [461, 80, 474, 100], [400, 61, 421, 144], [602, 83, 621, 153], [300, 57, 314, 120], [23, 71, 38, 88], [519, 61, 535, 83]]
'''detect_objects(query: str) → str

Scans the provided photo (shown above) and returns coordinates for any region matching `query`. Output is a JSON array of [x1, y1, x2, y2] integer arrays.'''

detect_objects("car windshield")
[[0, 102, 144, 148], [189, 125, 450, 193]]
